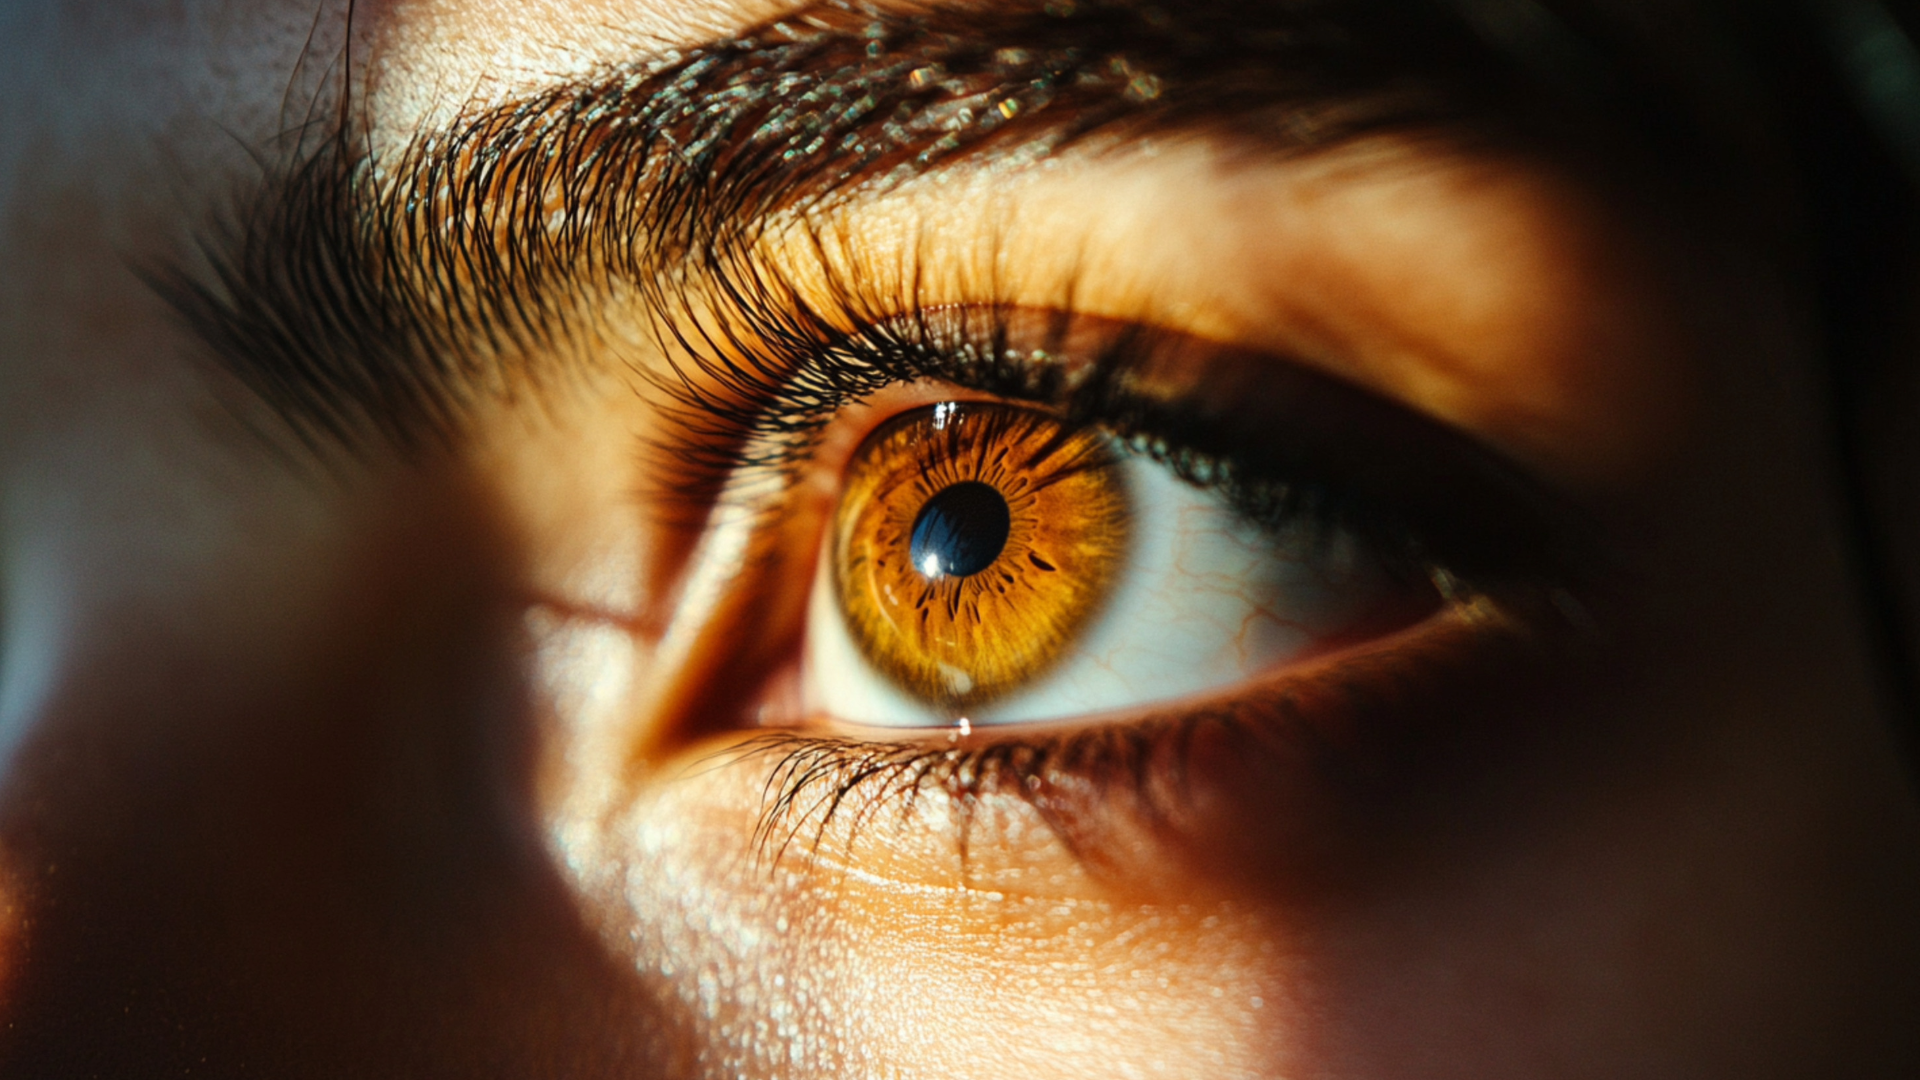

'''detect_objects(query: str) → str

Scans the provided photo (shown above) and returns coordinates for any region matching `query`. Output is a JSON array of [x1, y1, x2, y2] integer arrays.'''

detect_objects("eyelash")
[[728, 723, 1169, 867], [644, 236, 1598, 864], [651, 250, 1450, 576]]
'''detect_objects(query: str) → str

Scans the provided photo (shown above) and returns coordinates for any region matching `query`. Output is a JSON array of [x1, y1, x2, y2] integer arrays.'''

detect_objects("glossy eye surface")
[[803, 397, 1417, 727], [826, 401, 1130, 707]]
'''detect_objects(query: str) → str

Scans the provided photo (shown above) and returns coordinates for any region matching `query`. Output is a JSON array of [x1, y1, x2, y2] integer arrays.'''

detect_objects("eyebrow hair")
[[159, 0, 1559, 455]]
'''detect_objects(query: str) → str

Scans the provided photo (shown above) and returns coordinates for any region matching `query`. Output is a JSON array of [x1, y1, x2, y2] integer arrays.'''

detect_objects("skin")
[[2, 1, 1918, 1077]]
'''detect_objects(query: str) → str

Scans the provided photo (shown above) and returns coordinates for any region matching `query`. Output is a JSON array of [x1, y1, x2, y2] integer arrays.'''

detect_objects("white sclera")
[[801, 448, 1391, 727]]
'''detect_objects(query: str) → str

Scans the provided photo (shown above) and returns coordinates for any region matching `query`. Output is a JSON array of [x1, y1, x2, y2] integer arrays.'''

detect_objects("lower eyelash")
[[721, 579, 1597, 877], [723, 723, 1167, 870]]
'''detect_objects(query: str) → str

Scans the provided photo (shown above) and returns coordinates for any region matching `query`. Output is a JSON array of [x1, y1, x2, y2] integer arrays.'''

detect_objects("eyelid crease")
[[639, 247, 1601, 589]]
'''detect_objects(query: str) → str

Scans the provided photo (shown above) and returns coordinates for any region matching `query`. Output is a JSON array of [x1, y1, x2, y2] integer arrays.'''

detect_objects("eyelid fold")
[[646, 300, 1599, 593]]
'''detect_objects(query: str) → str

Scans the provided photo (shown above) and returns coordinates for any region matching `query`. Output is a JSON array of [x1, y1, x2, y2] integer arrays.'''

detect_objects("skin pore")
[[3, 1, 1920, 1078]]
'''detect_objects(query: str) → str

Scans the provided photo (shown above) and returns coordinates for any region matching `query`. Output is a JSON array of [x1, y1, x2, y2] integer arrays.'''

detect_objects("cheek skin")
[[562, 742, 1298, 1079]]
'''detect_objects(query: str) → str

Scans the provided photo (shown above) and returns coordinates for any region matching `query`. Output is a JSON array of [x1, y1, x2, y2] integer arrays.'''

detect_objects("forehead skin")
[[2, 1, 1920, 1077]]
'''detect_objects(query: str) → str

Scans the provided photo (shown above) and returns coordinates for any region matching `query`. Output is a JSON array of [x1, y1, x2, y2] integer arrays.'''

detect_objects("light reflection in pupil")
[[909, 481, 1011, 580]]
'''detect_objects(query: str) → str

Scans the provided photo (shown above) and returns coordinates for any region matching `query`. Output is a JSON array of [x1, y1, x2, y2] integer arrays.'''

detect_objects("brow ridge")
[[160, 0, 1518, 454]]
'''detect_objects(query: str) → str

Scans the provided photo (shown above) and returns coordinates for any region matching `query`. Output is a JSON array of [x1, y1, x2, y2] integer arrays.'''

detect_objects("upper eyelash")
[[640, 243, 1385, 547], [638, 241, 1528, 596]]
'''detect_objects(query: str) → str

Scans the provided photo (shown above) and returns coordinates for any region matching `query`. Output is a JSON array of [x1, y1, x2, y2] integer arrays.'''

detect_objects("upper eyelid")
[[155, 0, 1538, 459], [686, 297, 1593, 571]]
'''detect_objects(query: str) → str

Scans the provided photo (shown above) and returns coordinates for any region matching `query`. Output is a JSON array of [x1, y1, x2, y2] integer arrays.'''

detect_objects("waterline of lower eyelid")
[[791, 592, 1523, 742]]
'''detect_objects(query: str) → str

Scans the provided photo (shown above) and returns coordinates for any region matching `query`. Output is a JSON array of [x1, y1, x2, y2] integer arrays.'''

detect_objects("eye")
[[647, 293, 1593, 825], [819, 401, 1129, 710], [803, 398, 1418, 726]]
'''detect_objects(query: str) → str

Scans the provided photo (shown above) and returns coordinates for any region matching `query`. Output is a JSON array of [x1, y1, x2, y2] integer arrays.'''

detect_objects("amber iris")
[[832, 402, 1130, 707]]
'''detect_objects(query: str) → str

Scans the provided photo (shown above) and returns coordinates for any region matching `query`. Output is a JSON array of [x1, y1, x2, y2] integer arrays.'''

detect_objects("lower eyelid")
[[743, 584, 1595, 895]]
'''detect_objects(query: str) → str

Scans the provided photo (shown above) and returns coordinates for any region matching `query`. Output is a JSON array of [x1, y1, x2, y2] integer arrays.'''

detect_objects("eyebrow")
[[160, 0, 1551, 455]]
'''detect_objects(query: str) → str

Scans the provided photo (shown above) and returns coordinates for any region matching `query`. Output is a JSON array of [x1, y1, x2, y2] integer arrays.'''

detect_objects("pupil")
[[909, 481, 1011, 580]]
